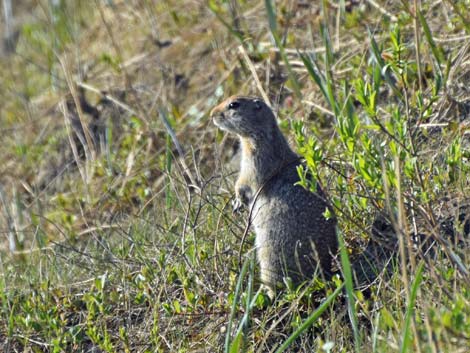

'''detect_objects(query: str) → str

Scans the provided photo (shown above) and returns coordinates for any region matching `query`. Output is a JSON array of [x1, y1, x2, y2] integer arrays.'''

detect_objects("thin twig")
[[413, 0, 423, 92], [365, 0, 398, 22], [77, 81, 137, 115], [158, 108, 199, 191], [58, 55, 97, 160], [238, 45, 271, 107], [302, 99, 335, 116]]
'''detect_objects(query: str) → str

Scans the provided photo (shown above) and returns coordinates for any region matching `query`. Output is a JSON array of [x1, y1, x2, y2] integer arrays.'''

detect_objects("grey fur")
[[211, 96, 338, 297]]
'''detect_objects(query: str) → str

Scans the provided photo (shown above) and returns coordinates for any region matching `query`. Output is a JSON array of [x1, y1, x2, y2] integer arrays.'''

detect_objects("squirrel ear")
[[253, 99, 262, 110]]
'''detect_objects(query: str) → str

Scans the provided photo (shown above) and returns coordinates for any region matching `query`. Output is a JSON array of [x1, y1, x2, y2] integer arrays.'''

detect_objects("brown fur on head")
[[210, 96, 276, 138]]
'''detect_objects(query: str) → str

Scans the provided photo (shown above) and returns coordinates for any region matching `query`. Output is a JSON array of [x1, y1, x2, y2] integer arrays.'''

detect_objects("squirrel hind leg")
[[258, 261, 279, 300], [260, 283, 276, 301]]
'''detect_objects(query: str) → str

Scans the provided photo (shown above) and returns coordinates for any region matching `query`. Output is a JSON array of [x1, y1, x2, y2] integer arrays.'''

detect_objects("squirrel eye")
[[228, 101, 240, 110]]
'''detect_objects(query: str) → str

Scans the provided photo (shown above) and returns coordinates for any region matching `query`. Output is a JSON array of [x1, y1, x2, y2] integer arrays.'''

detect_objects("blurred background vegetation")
[[0, 0, 469, 352]]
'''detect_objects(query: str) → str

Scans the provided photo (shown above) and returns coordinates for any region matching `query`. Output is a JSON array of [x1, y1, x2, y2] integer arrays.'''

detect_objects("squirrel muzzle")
[[210, 101, 228, 129]]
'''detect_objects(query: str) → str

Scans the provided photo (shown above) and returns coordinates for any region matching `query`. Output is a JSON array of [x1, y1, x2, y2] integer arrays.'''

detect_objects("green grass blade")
[[418, 11, 444, 66], [299, 52, 339, 116], [264, 0, 277, 34], [400, 261, 424, 353], [233, 289, 262, 353], [368, 30, 403, 100], [208, 2, 244, 43], [234, 251, 257, 351], [418, 10, 444, 92], [264, 0, 302, 99], [299, 52, 328, 101], [274, 283, 344, 353], [320, 23, 333, 69], [320, 23, 340, 117], [338, 230, 361, 352], [225, 256, 251, 353], [229, 331, 242, 353]]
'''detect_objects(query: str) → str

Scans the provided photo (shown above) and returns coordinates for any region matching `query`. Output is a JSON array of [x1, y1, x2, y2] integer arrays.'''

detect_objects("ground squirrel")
[[211, 96, 338, 297]]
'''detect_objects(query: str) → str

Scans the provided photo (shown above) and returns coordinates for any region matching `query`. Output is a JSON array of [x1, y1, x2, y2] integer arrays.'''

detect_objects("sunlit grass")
[[0, 0, 469, 352]]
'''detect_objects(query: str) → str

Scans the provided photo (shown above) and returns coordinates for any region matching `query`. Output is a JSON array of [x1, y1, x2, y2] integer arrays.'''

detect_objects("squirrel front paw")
[[232, 197, 245, 214], [234, 184, 252, 213]]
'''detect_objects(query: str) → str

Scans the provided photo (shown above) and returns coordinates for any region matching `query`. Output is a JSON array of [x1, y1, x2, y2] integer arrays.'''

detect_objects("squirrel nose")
[[211, 111, 224, 128], [209, 107, 223, 118], [210, 101, 227, 118], [210, 110, 225, 122], [209, 108, 217, 119]]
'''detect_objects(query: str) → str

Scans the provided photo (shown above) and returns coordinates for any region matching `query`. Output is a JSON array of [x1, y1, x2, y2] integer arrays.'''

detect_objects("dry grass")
[[0, 0, 469, 352]]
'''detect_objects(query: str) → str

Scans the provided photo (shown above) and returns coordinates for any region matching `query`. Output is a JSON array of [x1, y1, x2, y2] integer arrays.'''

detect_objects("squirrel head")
[[210, 96, 276, 138]]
